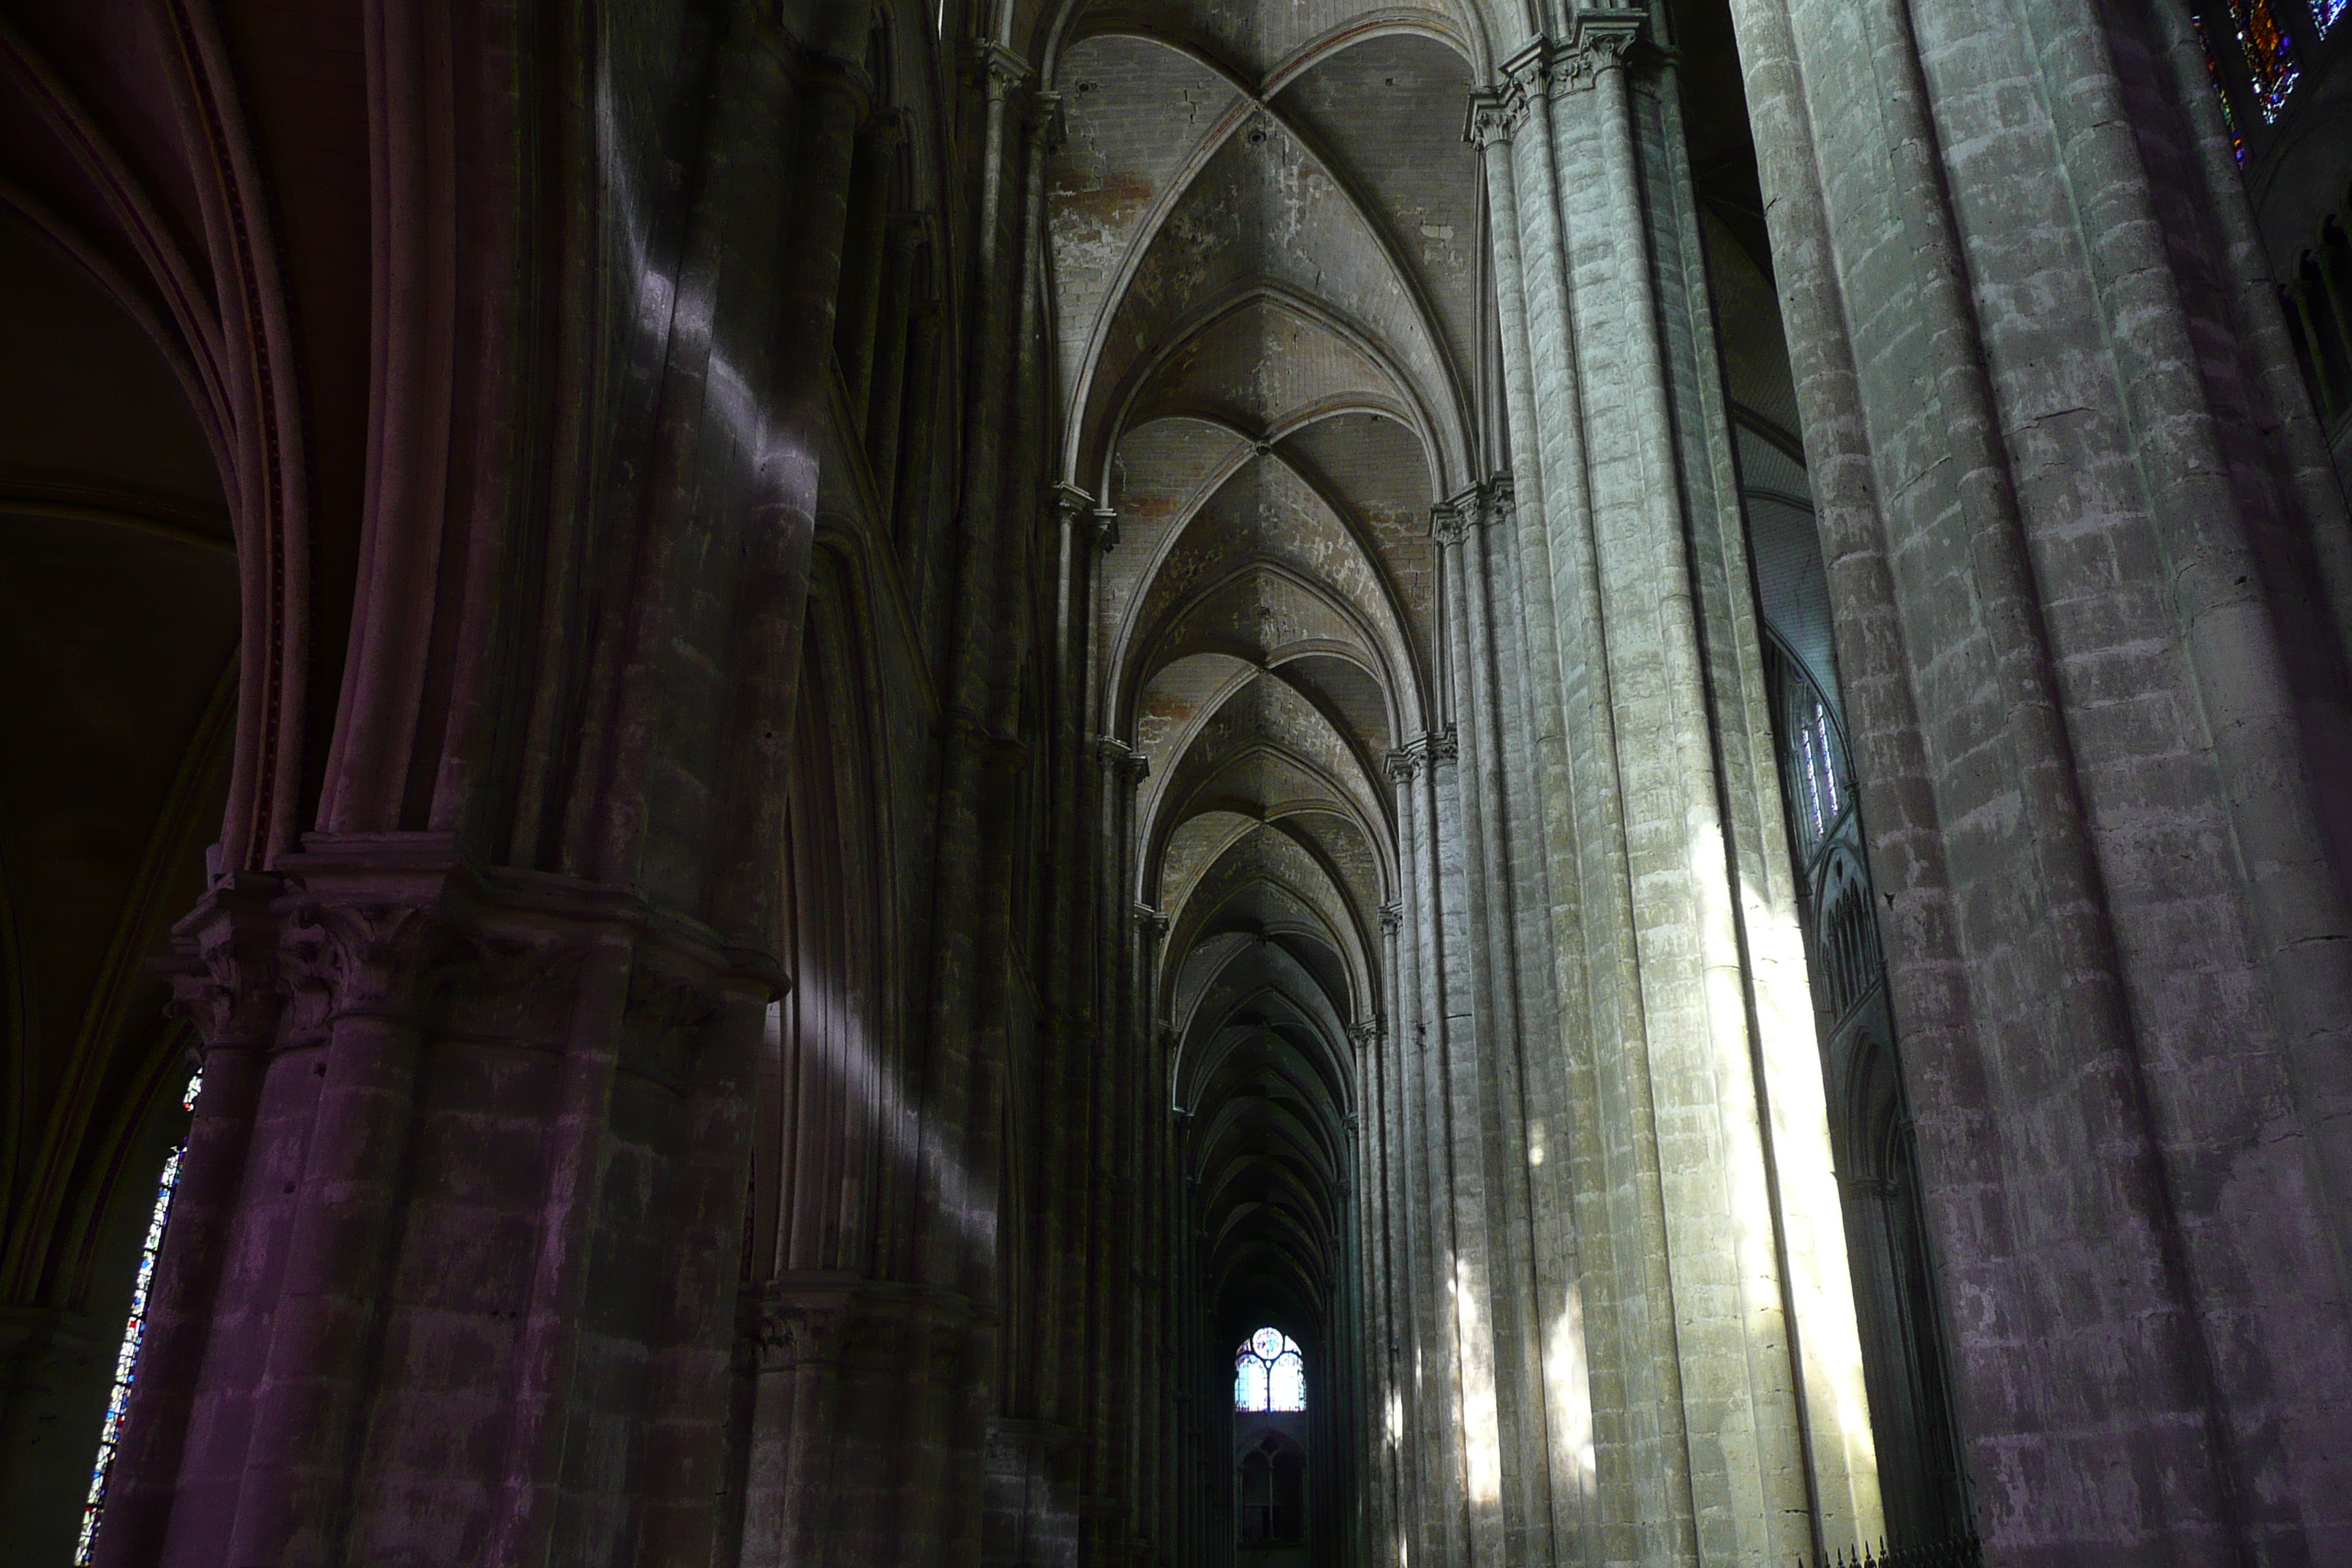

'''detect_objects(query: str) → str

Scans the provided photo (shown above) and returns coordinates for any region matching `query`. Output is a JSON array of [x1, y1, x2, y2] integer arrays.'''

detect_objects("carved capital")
[[1425, 725, 1460, 766], [1573, 10, 1648, 66], [625, 960, 723, 1042], [1379, 902, 1403, 935], [279, 900, 448, 1032], [1499, 39, 1548, 102], [1095, 736, 1150, 783], [963, 38, 1030, 93], [1464, 88, 1516, 149], [1051, 480, 1094, 528], [751, 1297, 853, 1373], [1134, 903, 1172, 941], [1480, 473, 1516, 531], [1431, 491, 1473, 546], [1093, 506, 1120, 553], [1031, 90, 1067, 152], [158, 872, 287, 1049], [1383, 747, 1422, 785]]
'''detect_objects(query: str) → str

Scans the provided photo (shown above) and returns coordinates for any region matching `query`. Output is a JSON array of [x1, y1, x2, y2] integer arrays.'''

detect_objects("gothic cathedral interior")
[[4, 1, 2352, 1565]]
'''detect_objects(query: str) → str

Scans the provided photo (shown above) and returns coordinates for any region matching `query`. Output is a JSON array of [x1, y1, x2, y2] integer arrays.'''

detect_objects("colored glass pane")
[[2195, 15, 2248, 162], [74, 1071, 200, 1566], [2231, 0, 2302, 121], [2315, 0, 2346, 34], [1234, 1329, 1306, 1413], [1268, 1352, 1306, 1412]]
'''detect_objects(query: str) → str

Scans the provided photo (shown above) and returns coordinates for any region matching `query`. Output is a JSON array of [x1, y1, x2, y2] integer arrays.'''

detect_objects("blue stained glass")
[[75, 1071, 200, 1566], [2315, 0, 2346, 34], [2194, 14, 2248, 162], [1234, 1328, 1306, 1413], [2230, 0, 2302, 122]]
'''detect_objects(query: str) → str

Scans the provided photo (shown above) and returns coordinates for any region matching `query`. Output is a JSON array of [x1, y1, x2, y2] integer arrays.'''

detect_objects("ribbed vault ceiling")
[[1044, 0, 1484, 1335]]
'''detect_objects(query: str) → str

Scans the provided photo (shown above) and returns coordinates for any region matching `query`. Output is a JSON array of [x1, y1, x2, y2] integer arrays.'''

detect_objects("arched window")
[[1233, 1327, 1305, 1413]]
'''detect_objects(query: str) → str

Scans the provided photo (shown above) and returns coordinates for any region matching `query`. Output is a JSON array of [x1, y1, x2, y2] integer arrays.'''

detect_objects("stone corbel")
[[1031, 88, 1066, 151], [1092, 506, 1120, 553], [1382, 745, 1423, 785], [1379, 902, 1403, 934], [1133, 903, 1172, 943], [1425, 724, 1460, 766]]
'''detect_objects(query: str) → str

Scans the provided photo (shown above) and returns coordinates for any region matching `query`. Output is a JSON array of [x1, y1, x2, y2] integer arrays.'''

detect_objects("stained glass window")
[[1234, 1327, 1305, 1413], [75, 1069, 200, 1567], [1793, 699, 1842, 844], [2229, 0, 2302, 122], [2195, 14, 2247, 162], [2314, 0, 2346, 36]]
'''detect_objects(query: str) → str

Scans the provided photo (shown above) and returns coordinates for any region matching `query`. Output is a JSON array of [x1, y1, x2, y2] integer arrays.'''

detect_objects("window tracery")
[[1233, 1327, 1305, 1413]]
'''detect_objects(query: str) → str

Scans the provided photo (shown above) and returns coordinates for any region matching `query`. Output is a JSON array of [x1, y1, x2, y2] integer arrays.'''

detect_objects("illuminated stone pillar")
[[1722, 0, 2352, 1559], [1452, 7, 1883, 1564]]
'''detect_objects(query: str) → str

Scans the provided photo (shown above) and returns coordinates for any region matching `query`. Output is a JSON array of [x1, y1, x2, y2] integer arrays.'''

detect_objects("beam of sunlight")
[[595, 62, 815, 513], [1543, 1289, 1598, 1497], [1737, 864, 1885, 1549], [1447, 1252, 1503, 1506]]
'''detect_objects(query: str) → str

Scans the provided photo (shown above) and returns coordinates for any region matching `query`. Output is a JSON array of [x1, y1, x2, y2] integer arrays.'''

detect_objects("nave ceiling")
[[1039, 0, 1491, 1340]]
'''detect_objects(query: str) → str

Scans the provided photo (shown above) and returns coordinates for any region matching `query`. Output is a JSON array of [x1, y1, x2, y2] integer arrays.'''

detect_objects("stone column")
[[1463, 8, 1884, 1563], [1722, 0, 2352, 1558]]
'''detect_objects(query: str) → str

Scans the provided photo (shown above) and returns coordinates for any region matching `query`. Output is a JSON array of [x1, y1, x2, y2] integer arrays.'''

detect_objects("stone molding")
[[1431, 475, 1514, 543], [1487, 15, 1655, 119], [747, 1272, 979, 1375], [157, 832, 779, 1060]]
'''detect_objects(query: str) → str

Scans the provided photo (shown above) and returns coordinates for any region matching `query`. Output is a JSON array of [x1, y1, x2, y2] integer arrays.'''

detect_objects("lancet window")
[[2230, 0, 2303, 120], [76, 1070, 201, 1565], [1233, 1328, 1305, 1413]]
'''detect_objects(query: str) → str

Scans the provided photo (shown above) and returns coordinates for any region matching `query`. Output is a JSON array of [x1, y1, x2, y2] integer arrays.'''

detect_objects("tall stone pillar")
[[89, 9, 872, 1565], [1455, 7, 1883, 1563], [1722, 0, 2352, 1558]]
